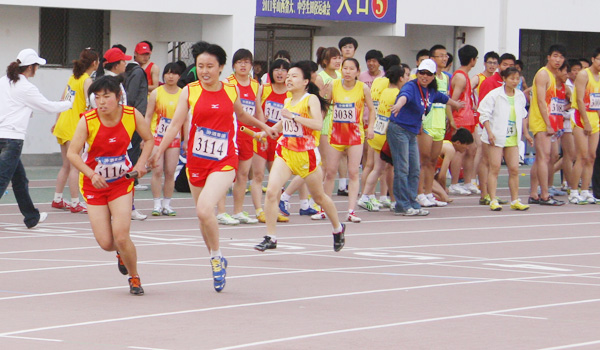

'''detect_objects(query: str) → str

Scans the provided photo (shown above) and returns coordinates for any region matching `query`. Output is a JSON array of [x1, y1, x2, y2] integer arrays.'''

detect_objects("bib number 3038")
[[192, 126, 228, 161], [94, 155, 129, 183], [333, 103, 357, 123]]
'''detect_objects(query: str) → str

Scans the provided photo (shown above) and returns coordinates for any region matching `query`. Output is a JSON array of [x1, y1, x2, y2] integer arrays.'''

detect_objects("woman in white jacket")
[[480, 67, 533, 211]]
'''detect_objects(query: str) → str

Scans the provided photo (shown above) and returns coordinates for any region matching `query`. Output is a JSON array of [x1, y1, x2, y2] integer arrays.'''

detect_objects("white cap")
[[17, 49, 46, 67], [417, 59, 436, 74]]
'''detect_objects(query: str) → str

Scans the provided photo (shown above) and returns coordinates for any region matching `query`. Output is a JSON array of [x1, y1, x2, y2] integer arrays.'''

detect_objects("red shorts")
[[549, 114, 564, 132], [154, 135, 181, 148], [236, 132, 254, 161], [82, 179, 134, 205], [253, 137, 276, 162], [186, 156, 238, 188]]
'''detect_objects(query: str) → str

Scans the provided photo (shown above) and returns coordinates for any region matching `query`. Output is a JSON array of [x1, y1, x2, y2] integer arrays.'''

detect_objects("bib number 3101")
[[192, 126, 228, 161]]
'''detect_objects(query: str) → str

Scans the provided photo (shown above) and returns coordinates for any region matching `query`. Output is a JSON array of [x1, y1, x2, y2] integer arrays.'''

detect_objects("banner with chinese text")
[[256, 0, 397, 23]]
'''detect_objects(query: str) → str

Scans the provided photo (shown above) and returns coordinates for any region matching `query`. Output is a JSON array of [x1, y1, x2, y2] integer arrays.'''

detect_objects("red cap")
[[103, 48, 132, 64], [135, 42, 151, 55]]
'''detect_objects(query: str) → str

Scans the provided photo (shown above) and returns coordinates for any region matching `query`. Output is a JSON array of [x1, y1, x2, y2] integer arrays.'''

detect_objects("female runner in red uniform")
[[149, 42, 277, 292], [67, 76, 154, 295]]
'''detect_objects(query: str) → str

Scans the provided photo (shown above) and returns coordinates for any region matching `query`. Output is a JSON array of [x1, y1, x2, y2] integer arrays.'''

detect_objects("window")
[[39, 8, 108, 67]]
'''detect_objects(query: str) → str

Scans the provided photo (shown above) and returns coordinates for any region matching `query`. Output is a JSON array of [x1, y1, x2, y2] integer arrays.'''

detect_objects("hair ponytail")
[[6, 61, 27, 83]]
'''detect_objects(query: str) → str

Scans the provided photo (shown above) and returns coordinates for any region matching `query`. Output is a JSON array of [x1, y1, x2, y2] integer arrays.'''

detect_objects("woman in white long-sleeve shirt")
[[0, 49, 72, 228], [480, 66, 533, 211]]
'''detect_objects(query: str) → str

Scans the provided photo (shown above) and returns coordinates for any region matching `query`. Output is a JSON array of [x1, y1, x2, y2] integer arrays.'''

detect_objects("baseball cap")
[[135, 42, 151, 55], [417, 59, 437, 74], [104, 48, 132, 64], [17, 49, 46, 67]]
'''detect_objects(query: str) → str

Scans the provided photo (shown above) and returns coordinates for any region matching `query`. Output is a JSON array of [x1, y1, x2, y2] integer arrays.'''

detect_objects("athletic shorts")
[[423, 127, 446, 141], [367, 134, 385, 152], [81, 179, 134, 206], [276, 145, 321, 178], [548, 114, 564, 133], [253, 137, 276, 162], [573, 110, 600, 133], [186, 160, 237, 188], [236, 132, 254, 161], [56, 136, 69, 145], [154, 135, 181, 148]]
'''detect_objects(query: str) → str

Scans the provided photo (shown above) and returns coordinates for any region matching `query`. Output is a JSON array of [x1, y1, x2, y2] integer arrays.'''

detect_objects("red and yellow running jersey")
[[187, 81, 239, 168], [80, 106, 136, 189], [278, 93, 320, 152], [529, 67, 557, 133], [226, 74, 259, 134], [370, 76, 390, 113], [261, 83, 292, 126], [329, 79, 365, 145], [150, 85, 182, 145], [53, 73, 90, 142], [572, 68, 600, 113]]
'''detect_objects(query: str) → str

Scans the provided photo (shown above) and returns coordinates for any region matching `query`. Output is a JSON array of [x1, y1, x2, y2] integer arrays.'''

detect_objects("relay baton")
[[125, 167, 152, 179], [240, 126, 267, 143]]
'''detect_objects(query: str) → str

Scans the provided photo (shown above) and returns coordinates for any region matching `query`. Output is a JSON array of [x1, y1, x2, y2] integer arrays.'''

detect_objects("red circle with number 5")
[[372, 0, 388, 19]]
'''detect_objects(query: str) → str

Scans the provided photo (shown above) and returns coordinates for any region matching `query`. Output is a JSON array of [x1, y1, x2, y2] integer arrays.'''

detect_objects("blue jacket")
[[390, 80, 449, 134]]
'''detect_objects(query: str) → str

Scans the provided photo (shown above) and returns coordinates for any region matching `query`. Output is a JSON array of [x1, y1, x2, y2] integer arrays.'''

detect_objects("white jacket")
[[479, 85, 528, 147]]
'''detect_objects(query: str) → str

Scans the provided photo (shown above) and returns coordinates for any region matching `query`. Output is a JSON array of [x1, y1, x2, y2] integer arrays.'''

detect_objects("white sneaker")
[[449, 184, 471, 196], [380, 197, 392, 208], [232, 211, 258, 224], [580, 190, 597, 204], [463, 183, 481, 194], [358, 198, 379, 212], [347, 211, 362, 223], [426, 194, 448, 207], [370, 198, 382, 210], [311, 211, 327, 220], [416, 194, 435, 207], [217, 213, 239, 225], [568, 190, 586, 204], [131, 209, 147, 221], [134, 184, 149, 191], [28, 212, 48, 229]]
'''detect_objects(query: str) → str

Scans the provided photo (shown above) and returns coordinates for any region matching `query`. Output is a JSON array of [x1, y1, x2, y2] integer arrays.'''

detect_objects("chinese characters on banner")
[[257, 0, 397, 23]]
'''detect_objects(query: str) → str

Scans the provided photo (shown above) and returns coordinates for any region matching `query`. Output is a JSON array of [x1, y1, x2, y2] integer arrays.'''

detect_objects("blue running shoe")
[[279, 200, 290, 216], [333, 223, 346, 252], [299, 207, 318, 216], [211, 257, 227, 292]]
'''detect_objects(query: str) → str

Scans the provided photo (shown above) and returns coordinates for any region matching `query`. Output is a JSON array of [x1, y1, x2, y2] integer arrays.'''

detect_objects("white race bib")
[[155, 117, 171, 138], [282, 113, 304, 138], [550, 97, 566, 116], [333, 103, 357, 123], [265, 101, 284, 124], [506, 120, 516, 137], [373, 114, 390, 135], [241, 99, 256, 116], [192, 127, 228, 161], [589, 93, 600, 111], [65, 85, 76, 103], [94, 155, 129, 182]]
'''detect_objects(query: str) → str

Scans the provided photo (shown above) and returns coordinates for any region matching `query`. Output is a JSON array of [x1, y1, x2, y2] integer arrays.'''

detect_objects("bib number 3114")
[[192, 126, 228, 161]]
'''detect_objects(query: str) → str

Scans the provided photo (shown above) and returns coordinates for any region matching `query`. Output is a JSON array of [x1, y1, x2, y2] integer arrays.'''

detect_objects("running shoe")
[[539, 197, 565, 206], [279, 200, 290, 216], [131, 209, 147, 221], [70, 202, 87, 214], [489, 199, 502, 211], [257, 210, 266, 223], [216, 213, 240, 225], [426, 194, 448, 207], [496, 197, 509, 205], [528, 197, 540, 205], [347, 211, 362, 223], [254, 236, 277, 251], [479, 195, 491, 205], [116, 251, 128, 275], [568, 191, 587, 205], [449, 184, 471, 196], [151, 207, 162, 216], [370, 198, 383, 210], [51, 199, 70, 210], [299, 207, 319, 216], [510, 199, 530, 211], [463, 183, 481, 194], [580, 190, 597, 204], [389, 202, 396, 212], [162, 207, 177, 216], [337, 188, 349, 196], [380, 198, 392, 208], [134, 184, 149, 191], [128, 275, 144, 295], [403, 208, 429, 216], [311, 210, 327, 220], [358, 198, 378, 212], [333, 223, 346, 252], [210, 257, 227, 292], [27, 212, 48, 229], [232, 211, 258, 224], [549, 186, 567, 197], [416, 194, 435, 207]]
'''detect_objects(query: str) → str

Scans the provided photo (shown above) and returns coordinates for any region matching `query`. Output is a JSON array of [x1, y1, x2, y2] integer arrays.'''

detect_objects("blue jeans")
[[0, 139, 41, 228], [387, 122, 420, 212]]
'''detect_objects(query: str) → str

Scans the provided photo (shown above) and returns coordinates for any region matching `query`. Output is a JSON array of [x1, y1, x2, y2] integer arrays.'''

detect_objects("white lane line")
[[211, 298, 600, 350], [539, 340, 600, 350], [128, 346, 170, 350], [0, 335, 62, 342], [490, 313, 548, 320]]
